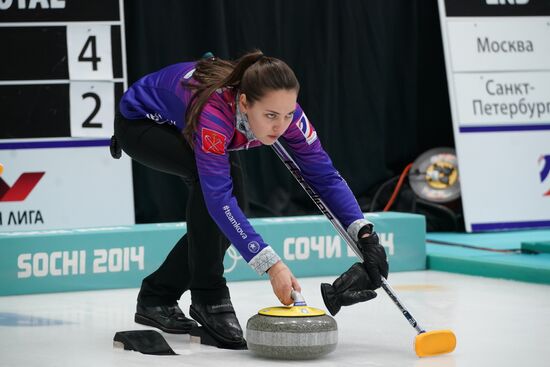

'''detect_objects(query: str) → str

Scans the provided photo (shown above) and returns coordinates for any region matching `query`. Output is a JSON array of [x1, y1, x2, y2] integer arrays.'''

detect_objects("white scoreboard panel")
[[438, 0, 550, 232], [0, 0, 134, 231]]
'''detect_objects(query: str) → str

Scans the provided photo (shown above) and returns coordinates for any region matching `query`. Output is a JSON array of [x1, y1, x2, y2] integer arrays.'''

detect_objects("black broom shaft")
[[272, 141, 425, 334]]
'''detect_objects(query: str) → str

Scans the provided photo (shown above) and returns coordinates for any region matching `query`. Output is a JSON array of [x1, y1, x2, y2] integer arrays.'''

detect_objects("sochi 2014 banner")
[[438, 0, 550, 231], [0, 213, 426, 296]]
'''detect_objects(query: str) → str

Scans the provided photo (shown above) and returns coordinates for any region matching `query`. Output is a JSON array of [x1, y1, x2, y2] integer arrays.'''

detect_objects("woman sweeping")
[[114, 50, 388, 348]]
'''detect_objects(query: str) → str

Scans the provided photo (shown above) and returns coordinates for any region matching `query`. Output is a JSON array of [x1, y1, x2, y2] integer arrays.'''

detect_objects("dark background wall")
[[123, 0, 454, 223]]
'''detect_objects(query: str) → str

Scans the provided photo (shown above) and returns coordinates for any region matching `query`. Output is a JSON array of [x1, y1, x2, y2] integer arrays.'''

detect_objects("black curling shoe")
[[135, 303, 198, 334], [189, 299, 246, 347]]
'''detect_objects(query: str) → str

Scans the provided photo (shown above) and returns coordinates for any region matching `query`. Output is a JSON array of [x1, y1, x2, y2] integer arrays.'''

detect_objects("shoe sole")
[[134, 313, 194, 334], [189, 306, 246, 347]]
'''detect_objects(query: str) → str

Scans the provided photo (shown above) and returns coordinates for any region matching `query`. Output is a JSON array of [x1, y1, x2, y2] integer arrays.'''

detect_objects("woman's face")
[[239, 89, 298, 145]]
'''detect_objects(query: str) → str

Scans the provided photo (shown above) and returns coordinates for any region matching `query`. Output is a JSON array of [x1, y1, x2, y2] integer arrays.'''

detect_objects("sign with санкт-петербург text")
[[437, 0, 550, 232]]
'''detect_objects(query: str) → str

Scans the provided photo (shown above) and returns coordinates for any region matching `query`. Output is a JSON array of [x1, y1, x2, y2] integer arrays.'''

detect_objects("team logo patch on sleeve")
[[295, 113, 318, 145], [248, 241, 260, 253], [201, 128, 226, 155]]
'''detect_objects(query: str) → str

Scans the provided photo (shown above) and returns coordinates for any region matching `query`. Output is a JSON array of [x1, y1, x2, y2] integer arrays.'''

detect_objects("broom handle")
[[272, 141, 425, 334]]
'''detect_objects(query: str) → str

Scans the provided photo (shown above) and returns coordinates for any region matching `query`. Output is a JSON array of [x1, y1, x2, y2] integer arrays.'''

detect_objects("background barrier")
[[0, 212, 426, 296]]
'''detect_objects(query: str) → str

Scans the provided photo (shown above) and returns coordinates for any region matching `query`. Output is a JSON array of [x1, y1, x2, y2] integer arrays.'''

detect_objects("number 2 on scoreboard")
[[69, 82, 114, 138], [81, 92, 102, 128]]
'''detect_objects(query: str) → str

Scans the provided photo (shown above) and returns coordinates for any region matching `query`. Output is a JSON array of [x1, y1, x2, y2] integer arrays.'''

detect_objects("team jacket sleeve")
[[281, 104, 373, 240], [193, 104, 280, 275]]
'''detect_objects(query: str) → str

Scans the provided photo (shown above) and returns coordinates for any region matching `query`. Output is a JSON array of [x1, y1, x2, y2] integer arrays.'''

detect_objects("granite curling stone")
[[246, 292, 338, 360]]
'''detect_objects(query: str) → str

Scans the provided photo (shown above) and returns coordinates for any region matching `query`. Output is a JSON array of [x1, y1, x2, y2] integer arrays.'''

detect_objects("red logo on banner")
[[0, 172, 45, 202], [201, 128, 226, 155]]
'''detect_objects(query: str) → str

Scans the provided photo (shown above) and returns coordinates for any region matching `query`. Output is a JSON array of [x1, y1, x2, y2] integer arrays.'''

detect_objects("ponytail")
[[183, 50, 265, 144]]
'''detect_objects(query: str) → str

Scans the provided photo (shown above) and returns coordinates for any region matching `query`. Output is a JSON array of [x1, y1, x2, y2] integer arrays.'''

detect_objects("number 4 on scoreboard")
[[78, 36, 102, 71], [66, 24, 113, 80]]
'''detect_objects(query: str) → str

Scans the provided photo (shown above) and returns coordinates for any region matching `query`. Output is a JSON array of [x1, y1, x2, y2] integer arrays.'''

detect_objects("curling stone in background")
[[409, 147, 460, 204], [246, 291, 337, 360]]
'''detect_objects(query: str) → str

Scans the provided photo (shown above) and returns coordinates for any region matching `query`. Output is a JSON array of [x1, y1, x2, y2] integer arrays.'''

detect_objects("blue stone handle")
[[291, 290, 307, 306]]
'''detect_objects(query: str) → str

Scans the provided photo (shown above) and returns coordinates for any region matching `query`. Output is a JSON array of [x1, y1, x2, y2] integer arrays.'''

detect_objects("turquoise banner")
[[0, 212, 425, 296]]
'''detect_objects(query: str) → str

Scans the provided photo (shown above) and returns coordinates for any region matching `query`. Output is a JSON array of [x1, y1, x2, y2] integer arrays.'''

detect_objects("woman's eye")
[[266, 114, 277, 119], [285, 113, 294, 119]]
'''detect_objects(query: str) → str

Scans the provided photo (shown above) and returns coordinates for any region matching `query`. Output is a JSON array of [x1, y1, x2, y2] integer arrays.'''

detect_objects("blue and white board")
[[437, 0, 550, 231], [0, 0, 134, 231]]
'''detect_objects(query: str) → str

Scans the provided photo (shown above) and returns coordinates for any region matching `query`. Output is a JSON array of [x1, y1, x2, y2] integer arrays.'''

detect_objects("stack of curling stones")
[[246, 291, 337, 359]]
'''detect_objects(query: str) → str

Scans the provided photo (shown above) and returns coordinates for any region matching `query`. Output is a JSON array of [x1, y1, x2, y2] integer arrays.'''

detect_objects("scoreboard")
[[1, 0, 125, 139], [0, 0, 134, 231]]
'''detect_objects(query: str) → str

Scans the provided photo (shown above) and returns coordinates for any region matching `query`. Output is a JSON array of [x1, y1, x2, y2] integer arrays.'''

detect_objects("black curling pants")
[[114, 112, 246, 305]]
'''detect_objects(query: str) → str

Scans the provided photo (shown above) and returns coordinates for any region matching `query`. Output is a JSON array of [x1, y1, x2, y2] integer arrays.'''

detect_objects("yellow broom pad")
[[414, 330, 456, 357]]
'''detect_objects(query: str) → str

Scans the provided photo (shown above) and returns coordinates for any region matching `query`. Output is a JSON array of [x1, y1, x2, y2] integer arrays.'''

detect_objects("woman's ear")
[[239, 93, 248, 113]]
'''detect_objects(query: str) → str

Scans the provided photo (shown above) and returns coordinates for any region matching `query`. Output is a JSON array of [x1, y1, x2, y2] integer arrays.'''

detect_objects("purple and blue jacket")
[[119, 62, 371, 274]]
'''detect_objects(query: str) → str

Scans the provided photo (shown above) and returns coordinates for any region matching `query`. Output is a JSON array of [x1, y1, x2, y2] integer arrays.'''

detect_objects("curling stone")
[[246, 291, 337, 360]]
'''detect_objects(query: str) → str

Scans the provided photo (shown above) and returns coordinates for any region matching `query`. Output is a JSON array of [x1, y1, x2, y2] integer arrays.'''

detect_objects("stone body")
[[246, 314, 338, 359]]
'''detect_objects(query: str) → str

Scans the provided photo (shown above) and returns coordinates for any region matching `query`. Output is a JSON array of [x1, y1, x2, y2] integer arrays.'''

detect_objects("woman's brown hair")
[[183, 50, 300, 144]]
